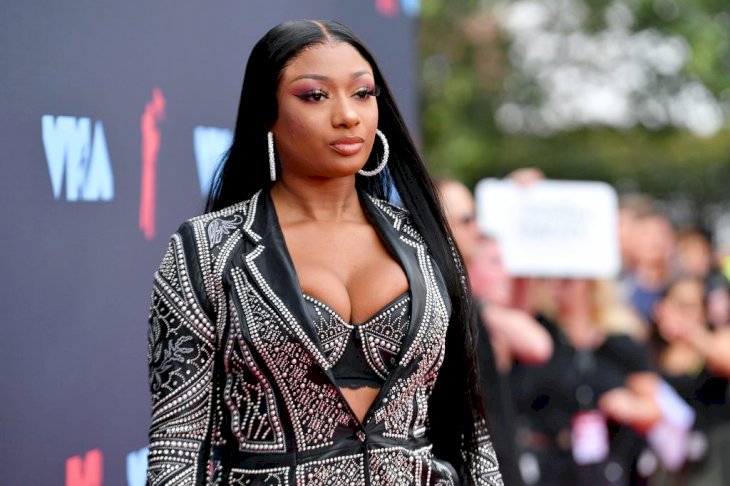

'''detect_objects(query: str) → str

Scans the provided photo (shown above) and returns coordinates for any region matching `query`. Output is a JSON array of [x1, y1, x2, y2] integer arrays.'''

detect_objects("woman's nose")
[[332, 98, 360, 128]]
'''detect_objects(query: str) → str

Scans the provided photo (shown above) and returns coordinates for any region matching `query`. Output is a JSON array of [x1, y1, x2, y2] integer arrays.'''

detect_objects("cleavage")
[[304, 290, 410, 326]]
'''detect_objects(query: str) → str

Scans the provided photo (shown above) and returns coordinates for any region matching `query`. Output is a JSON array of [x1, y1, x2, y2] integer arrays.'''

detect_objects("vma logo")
[[42, 115, 115, 201], [193, 126, 232, 196]]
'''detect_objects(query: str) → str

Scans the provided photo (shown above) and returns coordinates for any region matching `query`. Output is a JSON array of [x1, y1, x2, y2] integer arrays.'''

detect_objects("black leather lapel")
[[226, 190, 331, 369], [360, 193, 428, 368]]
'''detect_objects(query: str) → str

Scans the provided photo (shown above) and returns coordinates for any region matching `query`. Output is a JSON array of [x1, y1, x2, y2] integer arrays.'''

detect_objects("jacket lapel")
[[226, 190, 331, 368], [360, 193, 428, 367], [360, 194, 456, 432]]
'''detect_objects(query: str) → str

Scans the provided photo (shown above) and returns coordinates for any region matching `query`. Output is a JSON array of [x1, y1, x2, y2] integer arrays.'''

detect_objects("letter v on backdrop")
[[42, 115, 115, 201]]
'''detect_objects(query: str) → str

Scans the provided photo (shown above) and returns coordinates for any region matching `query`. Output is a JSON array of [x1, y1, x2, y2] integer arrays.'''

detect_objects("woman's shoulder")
[[363, 193, 429, 243], [600, 333, 650, 371], [365, 192, 410, 219], [171, 191, 261, 252], [602, 332, 645, 350], [188, 191, 259, 227]]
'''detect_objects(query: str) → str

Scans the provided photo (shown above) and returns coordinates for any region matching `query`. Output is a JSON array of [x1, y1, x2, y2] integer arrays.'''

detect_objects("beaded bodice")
[[303, 292, 411, 387]]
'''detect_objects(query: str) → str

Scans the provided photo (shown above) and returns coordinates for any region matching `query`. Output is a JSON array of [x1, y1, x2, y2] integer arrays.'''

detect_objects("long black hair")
[[205, 19, 485, 471]]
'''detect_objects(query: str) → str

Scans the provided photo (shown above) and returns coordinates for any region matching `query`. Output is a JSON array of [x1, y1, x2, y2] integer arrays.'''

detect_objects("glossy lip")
[[330, 136, 364, 156]]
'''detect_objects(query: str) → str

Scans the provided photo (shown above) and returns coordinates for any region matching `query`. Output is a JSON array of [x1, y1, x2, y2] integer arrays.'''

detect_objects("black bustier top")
[[303, 292, 412, 389]]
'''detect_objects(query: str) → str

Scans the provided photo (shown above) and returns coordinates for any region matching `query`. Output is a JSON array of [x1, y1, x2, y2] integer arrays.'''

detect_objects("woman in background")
[[145, 20, 502, 485], [647, 276, 730, 485], [510, 278, 658, 485]]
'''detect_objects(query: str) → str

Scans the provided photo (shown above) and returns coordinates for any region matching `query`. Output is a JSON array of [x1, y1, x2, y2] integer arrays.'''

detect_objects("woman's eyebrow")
[[291, 70, 373, 82], [292, 73, 329, 81]]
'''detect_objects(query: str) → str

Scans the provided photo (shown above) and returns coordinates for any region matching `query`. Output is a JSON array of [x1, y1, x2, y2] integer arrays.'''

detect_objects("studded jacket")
[[146, 189, 503, 486]]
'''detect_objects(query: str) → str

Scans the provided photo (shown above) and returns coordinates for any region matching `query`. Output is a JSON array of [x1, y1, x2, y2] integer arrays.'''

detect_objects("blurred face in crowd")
[[677, 232, 712, 279], [618, 194, 655, 271], [633, 215, 675, 268], [553, 278, 593, 318], [618, 207, 639, 269], [654, 278, 706, 341], [439, 180, 480, 261], [708, 287, 730, 329], [467, 237, 512, 306]]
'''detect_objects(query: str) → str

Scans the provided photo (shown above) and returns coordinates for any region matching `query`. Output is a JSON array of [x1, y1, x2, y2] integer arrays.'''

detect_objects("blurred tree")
[[420, 0, 730, 225]]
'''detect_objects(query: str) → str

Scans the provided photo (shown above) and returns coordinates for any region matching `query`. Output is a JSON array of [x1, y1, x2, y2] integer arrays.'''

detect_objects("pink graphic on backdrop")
[[66, 449, 103, 486], [376, 0, 399, 17], [139, 88, 166, 240]]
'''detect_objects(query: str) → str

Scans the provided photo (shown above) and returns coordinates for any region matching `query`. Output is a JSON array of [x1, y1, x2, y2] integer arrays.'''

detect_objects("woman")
[[653, 276, 730, 379], [647, 276, 730, 485], [510, 278, 656, 485], [146, 20, 502, 485]]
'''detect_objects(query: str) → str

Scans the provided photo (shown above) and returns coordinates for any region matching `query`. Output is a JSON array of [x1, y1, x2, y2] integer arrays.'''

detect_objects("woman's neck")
[[270, 175, 363, 224]]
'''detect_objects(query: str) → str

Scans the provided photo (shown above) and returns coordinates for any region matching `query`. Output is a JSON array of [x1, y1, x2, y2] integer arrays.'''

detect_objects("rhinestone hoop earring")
[[358, 129, 389, 177], [267, 131, 276, 182]]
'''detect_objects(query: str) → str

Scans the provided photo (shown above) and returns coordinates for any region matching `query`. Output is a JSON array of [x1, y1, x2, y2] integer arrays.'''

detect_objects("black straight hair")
[[205, 19, 486, 472]]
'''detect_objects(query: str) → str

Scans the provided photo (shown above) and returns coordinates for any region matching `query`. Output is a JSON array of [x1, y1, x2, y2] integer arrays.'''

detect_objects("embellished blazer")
[[146, 189, 503, 486]]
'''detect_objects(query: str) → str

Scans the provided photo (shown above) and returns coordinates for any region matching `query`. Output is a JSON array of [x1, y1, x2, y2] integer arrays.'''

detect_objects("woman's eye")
[[354, 86, 380, 99], [297, 90, 328, 102]]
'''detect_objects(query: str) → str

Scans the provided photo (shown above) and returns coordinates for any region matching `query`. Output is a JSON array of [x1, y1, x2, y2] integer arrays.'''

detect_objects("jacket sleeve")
[[146, 228, 218, 485], [461, 419, 504, 486]]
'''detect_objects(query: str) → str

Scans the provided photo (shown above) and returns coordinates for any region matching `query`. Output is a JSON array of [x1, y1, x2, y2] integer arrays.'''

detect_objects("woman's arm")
[[146, 228, 219, 485], [598, 372, 662, 433], [657, 302, 730, 378], [481, 304, 553, 367], [683, 326, 730, 378]]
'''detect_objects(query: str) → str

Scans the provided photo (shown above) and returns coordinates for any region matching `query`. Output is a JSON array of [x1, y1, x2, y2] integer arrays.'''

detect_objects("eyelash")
[[355, 86, 381, 99], [297, 86, 380, 102]]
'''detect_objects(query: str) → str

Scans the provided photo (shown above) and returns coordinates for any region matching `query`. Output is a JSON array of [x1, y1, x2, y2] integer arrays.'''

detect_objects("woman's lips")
[[330, 136, 364, 156]]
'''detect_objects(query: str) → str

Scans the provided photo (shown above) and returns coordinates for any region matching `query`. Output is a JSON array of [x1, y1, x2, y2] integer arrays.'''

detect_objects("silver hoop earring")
[[358, 129, 389, 177], [267, 131, 276, 182]]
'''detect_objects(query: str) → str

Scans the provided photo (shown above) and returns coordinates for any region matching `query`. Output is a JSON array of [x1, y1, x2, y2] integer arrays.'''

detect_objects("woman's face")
[[272, 42, 379, 180], [655, 279, 706, 341], [440, 181, 480, 261], [468, 238, 512, 306], [552, 278, 592, 316]]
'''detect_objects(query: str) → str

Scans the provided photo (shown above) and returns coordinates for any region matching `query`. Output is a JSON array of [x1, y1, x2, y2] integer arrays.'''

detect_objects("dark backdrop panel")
[[0, 1, 418, 484]]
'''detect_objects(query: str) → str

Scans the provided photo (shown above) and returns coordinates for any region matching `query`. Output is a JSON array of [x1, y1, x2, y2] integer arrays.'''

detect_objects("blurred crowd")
[[438, 172, 730, 486]]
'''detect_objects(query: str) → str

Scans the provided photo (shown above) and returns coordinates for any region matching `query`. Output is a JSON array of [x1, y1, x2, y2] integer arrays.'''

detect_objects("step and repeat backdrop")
[[0, 1, 419, 484]]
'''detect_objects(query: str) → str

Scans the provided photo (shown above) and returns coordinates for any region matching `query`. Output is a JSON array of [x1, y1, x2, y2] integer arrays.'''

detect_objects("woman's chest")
[[284, 222, 410, 324]]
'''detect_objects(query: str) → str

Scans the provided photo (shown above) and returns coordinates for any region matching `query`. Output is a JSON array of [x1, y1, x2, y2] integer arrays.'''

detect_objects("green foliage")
[[420, 0, 730, 211]]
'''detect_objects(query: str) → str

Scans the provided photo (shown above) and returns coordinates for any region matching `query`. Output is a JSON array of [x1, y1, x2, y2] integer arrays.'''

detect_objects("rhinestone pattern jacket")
[[146, 189, 503, 486]]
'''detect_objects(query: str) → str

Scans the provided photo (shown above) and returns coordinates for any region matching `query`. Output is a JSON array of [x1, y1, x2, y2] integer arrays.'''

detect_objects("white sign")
[[475, 178, 620, 278]]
